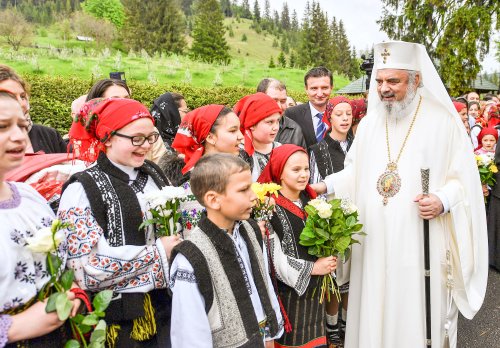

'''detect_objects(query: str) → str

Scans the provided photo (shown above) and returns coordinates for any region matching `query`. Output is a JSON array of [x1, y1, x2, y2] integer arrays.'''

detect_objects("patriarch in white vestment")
[[316, 41, 488, 348]]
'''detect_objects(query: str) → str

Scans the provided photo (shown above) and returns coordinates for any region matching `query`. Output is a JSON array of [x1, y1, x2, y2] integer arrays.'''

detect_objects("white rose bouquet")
[[299, 198, 365, 303], [27, 219, 113, 348], [141, 186, 187, 236]]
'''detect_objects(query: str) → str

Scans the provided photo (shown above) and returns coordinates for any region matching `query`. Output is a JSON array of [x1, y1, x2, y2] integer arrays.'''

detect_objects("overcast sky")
[[259, 0, 498, 73]]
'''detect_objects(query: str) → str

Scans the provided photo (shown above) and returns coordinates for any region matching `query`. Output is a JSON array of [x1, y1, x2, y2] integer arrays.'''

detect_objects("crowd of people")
[[0, 40, 495, 348]]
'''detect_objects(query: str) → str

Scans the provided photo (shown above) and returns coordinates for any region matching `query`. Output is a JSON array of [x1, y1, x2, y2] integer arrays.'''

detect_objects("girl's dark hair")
[[210, 107, 235, 134], [86, 79, 130, 101]]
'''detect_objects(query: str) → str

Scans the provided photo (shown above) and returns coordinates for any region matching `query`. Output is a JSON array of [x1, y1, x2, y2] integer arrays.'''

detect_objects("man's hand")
[[310, 182, 327, 195], [414, 193, 443, 220]]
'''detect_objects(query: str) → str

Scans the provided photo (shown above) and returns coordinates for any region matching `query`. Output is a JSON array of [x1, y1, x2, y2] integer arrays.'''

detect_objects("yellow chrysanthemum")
[[263, 183, 281, 197], [251, 183, 267, 202], [490, 164, 498, 174]]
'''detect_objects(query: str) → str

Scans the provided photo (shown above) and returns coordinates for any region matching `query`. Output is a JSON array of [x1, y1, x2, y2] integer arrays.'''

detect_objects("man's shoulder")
[[284, 103, 310, 117]]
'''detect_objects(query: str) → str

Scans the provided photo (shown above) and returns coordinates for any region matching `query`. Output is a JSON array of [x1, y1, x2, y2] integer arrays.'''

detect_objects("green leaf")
[[300, 226, 314, 238], [45, 292, 60, 313], [304, 205, 317, 216], [299, 238, 316, 247], [346, 216, 356, 227], [93, 290, 113, 313], [60, 270, 74, 291], [352, 224, 363, 232], [93, 310, 105, 318], [82, 313, 99, 326], [72, 313, 85, 324], [139, 219, 157, 229], [334, 236, 351, 254], [79, 324, 92, 334], [329, 199, 341, 209], [55, 293, 72, 321], [314, 227, 329, 239], [64, 339, 81, 348]]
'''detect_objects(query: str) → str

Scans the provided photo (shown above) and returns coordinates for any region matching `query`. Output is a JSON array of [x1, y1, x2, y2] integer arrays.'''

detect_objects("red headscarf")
[[351, 98, 367, 123], [257, 144, 317, 199], [323, 96, 353, 128], [68, 98, 154, 162], [476, 127, 498, 151], [171, 104, 225, 174], [453, 101, 467, 113], [233, 92, 282, 156]]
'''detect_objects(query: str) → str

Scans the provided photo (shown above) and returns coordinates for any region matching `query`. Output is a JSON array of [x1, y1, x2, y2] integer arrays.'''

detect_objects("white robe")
[[324, 94, 488, 348]]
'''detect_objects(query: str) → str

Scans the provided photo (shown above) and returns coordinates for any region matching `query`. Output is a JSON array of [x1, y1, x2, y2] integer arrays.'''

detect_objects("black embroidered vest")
[[63, 153, 170, 322]]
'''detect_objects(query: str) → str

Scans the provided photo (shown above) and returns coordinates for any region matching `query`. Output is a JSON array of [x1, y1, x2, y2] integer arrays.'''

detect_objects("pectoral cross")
[[381, 48, 390, 63]]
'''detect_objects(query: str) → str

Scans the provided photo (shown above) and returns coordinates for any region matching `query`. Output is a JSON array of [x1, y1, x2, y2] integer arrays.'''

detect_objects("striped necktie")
[[315, 112, 326, 142]]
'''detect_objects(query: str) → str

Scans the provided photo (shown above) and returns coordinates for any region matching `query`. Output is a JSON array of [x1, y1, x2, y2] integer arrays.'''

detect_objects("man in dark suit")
[[284, 67, 333, 149]]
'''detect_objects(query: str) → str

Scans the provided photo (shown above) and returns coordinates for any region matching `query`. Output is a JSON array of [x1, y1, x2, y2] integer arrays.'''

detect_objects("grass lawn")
[[0, 18, 352, 93]]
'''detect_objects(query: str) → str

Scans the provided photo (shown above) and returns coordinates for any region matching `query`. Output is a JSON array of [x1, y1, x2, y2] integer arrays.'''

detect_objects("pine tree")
[[291, 10, 299, 31], [336, 20, 352, 76], [241, 0, 252, 19], [122, 0, 186, 55], [264, 0, 271, 20], [220, 0, 232, 17], [277, 51, 287, 68], [298, 1, 330, 69], [269, 55, 276, 68], [281, 2, 290, 30], [190, 0, 231, 64], [289, 51, 296, 68], [253, 0, 260, 22]]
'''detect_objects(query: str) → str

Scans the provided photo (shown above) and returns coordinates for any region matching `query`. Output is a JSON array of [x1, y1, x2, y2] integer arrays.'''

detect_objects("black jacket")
[[29, 124, 67, 153], [284, 103, 317, 149]]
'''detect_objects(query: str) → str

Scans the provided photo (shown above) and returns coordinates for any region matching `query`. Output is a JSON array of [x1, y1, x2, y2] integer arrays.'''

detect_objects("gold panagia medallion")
[[377, 162, 402, 205]]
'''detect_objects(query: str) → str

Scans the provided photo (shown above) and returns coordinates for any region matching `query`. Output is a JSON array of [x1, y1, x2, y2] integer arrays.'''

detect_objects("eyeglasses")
[[113, 131, 160, 146]]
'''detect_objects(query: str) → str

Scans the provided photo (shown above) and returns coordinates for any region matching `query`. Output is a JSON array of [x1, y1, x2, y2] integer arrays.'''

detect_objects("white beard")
[[381, 84, 418, 120]]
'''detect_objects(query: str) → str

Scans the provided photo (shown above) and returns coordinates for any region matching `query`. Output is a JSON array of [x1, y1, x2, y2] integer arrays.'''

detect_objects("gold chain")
[[385, 96, 422, 165]]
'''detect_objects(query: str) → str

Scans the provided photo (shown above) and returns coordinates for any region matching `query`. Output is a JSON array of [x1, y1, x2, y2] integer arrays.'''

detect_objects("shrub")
[[26, 75, 307, 134]]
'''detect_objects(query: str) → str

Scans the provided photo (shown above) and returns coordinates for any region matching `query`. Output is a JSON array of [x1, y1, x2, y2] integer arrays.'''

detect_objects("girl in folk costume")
[[0, 92, 82, 347], [234, 92, 283, 181], [471, 102, 500, 149], [474, 127, 498, 155], [258, 144, 337, 348], [171, 105, 244, 236], [57, 98, 180, 348], [309, 96, 354, 347]]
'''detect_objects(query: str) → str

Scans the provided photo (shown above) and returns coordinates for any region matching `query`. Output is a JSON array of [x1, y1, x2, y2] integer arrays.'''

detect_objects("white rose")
[[144, 191, 168, 208], [340, 198, 357, 215], [26, 227, 65, 253], [317, 204, 333, 219], [308, 198, 327, 210], [158, 209, 172, 217], [160, 186, 187, 202]]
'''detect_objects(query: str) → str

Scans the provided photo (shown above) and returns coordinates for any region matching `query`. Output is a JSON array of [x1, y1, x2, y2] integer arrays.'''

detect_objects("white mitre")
[[367, 40, 459, 122]]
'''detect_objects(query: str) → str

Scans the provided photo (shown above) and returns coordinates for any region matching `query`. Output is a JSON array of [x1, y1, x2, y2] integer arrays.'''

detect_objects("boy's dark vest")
[[173, 216, 281, 347]]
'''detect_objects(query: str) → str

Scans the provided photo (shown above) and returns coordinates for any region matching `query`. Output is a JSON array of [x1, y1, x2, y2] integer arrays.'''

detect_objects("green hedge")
[[26, 75, 308, 134]]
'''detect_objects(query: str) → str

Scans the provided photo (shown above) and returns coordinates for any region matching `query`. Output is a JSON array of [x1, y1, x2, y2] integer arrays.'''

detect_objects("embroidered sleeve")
[[169, 254, 212, 347], [58, 183, 168, 293], [0, 314, 12, 348], [265, 222, 314, 296], [261, 243, 284, 341], [309, 150, 323, 184]]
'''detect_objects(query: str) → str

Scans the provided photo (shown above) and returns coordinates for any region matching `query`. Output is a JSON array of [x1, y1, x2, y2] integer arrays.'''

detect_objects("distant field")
[[0, 18, 352, 93]]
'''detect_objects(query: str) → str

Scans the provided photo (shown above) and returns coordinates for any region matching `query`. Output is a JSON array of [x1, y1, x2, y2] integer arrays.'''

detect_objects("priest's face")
[[376, 69, 419, 115]]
